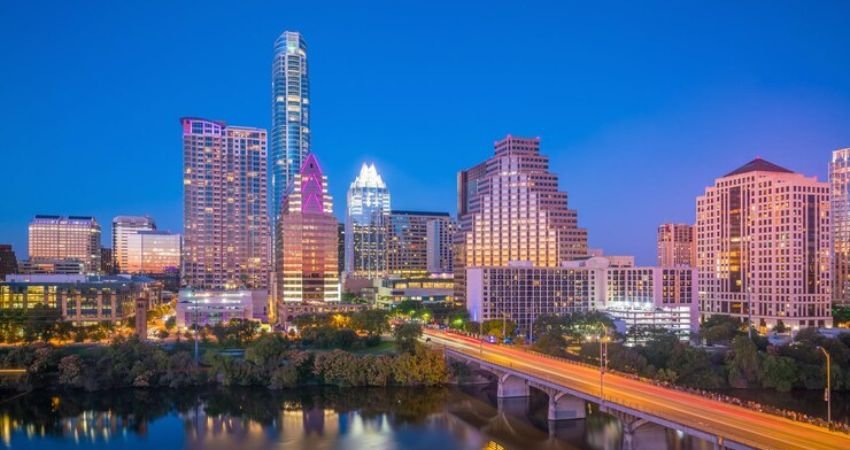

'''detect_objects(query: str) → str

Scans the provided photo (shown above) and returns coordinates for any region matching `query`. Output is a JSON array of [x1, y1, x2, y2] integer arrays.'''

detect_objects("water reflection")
[[1, 386, 719, 450]]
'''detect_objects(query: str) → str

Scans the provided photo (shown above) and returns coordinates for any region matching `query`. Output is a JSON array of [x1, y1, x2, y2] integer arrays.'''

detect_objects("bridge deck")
[[426, 328, 850, 450]]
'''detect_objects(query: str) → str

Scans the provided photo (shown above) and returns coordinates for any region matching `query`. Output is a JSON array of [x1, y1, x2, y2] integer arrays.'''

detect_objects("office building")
[[345, 163, 391, 278], [125, 230, 181, 274], [387, 210, 451, 276], [696, 158, 832, 329], [181, 117, 270, 290], [0, 274, 162, 325], [112, 216, 155, 273], [337, 222, 345, 275], [176, 289, 254, 328], [100, 248, 114, 274], [830, 148, 850, 305], [271, 31, 310, 222], [0, 245, 18, 279], [277, 153, 339, 308], [456, 136, 588, 302], [427, 218, 456, 274], [657, 223, 695, 267], [466, 258, 696, 340], [28, 215, 101, 273]]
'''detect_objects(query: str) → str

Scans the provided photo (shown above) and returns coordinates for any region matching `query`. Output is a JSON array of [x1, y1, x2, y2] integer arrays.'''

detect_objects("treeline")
[[0, 331, 448, 392], [531, 313, 850, 392]]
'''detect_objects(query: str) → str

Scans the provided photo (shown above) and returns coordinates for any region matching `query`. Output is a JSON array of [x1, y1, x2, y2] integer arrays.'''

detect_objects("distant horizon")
[[2, 2, 849, 265]]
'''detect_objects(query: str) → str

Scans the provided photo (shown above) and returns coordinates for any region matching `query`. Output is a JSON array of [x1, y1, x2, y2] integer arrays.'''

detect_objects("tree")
[[532, 332, 567, 357], [481, 319, 517, 341], [760, 354, 798, 392], [393, 323, 422, 354], [700, 315, 742, 345], [773, 320, 787, 334], [726, 336, 760, 388], [351, 309, 389, 336]]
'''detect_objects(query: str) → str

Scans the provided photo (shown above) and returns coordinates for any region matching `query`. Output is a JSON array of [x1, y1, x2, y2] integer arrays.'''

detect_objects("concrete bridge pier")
[[547, 392, 587, 421], [497, 373, 530, 398]]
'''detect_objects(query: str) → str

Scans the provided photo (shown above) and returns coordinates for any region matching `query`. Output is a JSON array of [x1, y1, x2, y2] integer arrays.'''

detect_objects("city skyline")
[[2, 2, 850, 265]]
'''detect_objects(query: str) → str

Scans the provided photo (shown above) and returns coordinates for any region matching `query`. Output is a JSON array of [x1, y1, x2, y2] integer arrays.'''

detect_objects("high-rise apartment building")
[[277, 153, 339, 309], [28, 215, 101, 273], [181, 117, 270, 290], [696, 158, 832, 329], [830, 148, 850, 305], [271, 31, 310, 222], [345, 163, 391, 278], [387, 211, 451, 276], [112, 216, 156, 273], [100, 248, 114, 274], [337, 223, 345, 275], [125, 231, 181, 274], [455, 136, 588, 302], [426, 218, 456, 274], [657, 223, 695, 267]]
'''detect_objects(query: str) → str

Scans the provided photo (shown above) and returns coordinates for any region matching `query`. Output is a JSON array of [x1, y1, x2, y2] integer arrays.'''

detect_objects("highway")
[[425, 328, 850, 450]]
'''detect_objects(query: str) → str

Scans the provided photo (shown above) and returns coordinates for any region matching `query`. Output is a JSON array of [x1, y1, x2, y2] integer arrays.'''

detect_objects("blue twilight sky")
[[1, 1, 850, 265]]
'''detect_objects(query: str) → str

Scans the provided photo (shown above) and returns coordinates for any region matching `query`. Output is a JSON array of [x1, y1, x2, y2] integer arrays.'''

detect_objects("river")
[[0, 384, 842, 450]]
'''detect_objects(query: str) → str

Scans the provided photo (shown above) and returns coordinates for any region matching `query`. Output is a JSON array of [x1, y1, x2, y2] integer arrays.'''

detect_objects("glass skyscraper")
[[830, 148, 850, 305], [345, 163, 391, 278], [271, 31, 310, 222]]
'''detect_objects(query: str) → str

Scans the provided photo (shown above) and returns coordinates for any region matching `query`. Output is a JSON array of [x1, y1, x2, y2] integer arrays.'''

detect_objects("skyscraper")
[[0, 245, 18, 279], [657, 223, 695, 267], [696, 158, 832, 329], [277, 153, 339, 310], [455, 135, 588, 302], [830, 148, 850, 305], [271, 31, 310, 222], [345, 163, 391, 278], [27, 215, 102, 273], [387, 211, 451, 276], [112, 216, 156, 273], [427, 217, 457, 274], [125, 231, 181, 274], [181, 117, 270, 290]]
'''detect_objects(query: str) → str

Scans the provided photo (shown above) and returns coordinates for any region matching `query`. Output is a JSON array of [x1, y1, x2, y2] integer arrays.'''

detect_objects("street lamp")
[[817, 346, 832, 426], [588, 323, 609, 410]]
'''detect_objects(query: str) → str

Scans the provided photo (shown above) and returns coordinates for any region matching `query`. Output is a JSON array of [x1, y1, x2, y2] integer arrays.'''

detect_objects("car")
[[486, 335, 497, 344]]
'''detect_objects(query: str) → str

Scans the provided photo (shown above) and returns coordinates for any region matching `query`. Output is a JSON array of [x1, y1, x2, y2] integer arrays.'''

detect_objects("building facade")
[[830, 148, 850, 305], [277, 153, 340, 308], [426, 218, 456, 274], [657, 223, 695, 267], [181, 117, 270, 290], [0, 245, 18, 279], [456, 136, 588, 302], [387, 211, 451, 276], [125, 230, 181, 274], [0, 274, 162, 325], [28, 215, 101, 273], [345, 163, 391, 278], [696, 158, 832, 329], [466, 260, 696, 340], [271, 31, 310, 223], [112, 216, 155, 273], [176, 289, 254, 328]]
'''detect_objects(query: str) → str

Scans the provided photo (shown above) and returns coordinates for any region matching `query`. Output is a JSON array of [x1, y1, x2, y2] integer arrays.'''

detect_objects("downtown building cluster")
[[1, 29, 847, 341]]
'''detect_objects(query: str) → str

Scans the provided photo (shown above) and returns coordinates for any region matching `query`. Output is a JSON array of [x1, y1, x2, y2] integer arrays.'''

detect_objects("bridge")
[[426, 328, 850, 450]]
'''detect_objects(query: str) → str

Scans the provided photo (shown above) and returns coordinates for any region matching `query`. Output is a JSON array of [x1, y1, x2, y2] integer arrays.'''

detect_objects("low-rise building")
[[176, 289, 255, 328], [0, 274, 163, 325]]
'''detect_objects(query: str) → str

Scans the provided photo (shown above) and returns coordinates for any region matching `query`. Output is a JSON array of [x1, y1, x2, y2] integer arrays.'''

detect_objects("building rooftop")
[[724, 158, 793, 177]]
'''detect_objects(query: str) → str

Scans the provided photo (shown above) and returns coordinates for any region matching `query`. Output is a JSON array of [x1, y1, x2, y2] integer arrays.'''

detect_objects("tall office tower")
[[345, 163, 391, 278], [112, 216, 156, 273], [427, 218, 456, 274], [271, 31, 310, 222], [696, 158, 832, 329], [337, 222, 345, 275], [830, 148, 850, 305], [455, 135, 588, 302], [657, 223, 695, 267], [387, 211, 451, 276], [0, 244, 18, 278], [182, 117, 270, 290], [28, 215, 102, 273], [277, 153, 339, 308], [125, 231, 181, 274]]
